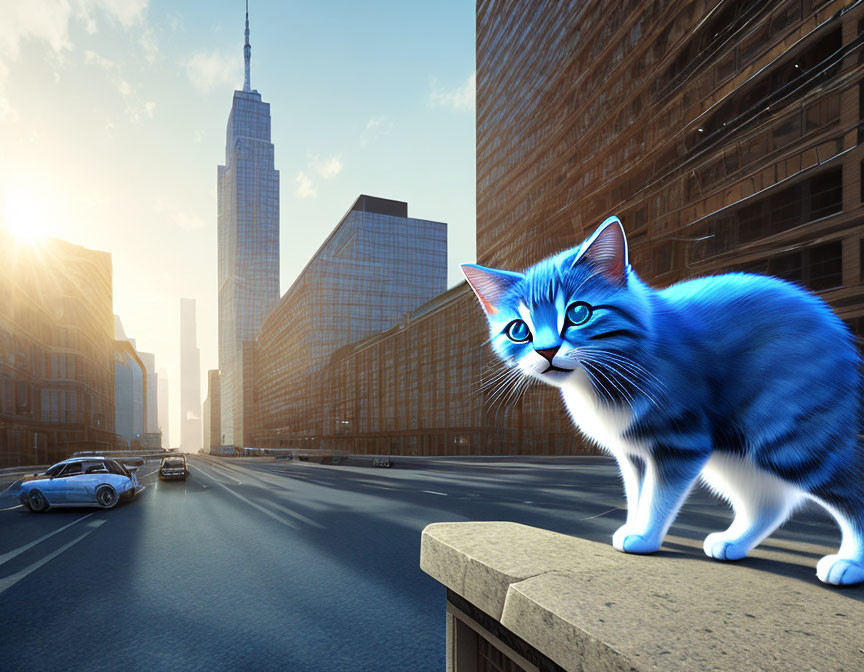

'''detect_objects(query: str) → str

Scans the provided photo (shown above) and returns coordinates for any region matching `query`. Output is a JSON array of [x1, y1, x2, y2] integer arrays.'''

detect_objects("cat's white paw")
[[703, 533, 749, 561], [816, 555, 864, 585], [612, 526, 660, 554]]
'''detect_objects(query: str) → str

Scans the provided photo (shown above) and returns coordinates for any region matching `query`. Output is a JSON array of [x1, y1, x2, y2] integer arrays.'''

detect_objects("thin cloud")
[[0, 1, 156, 121], [429, 73, 475, 112], [360, 116, 393, 147], [0, 0, 74, 120], [138, 27, 158, 63], [74, 0, 149, 31], [186, 50, 239, 94], [315, 155, 343, 179], [84, 49, 115, 69], [172, 211, 206, 231], [295, 171, 317, 199]]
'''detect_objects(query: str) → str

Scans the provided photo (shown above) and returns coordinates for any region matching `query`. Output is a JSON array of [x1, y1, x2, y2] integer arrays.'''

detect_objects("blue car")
[[19, 457, 144, 512]]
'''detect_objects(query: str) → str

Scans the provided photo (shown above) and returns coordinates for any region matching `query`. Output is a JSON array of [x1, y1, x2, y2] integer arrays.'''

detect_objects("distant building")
[[204, 369, 222, 453], [203, 390, 210, 454], [180, 298, 201, 452], [157, 369, 170, 448], [0, 235, 121, 466], [217, 3, 280, 451], [322, 284, 575, 455], [138, 351, 158, 435], [113, 316, 147, 447], [252, 195, 446, 448]]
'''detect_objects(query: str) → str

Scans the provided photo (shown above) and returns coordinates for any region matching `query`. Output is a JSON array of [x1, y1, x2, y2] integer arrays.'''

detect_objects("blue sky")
[[0, 0, 476, 446]]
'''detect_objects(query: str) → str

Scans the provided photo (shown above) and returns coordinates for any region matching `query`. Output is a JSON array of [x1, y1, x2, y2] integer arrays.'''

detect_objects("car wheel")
[[26, 489, 49, 513], [95, 485, 119, 509]]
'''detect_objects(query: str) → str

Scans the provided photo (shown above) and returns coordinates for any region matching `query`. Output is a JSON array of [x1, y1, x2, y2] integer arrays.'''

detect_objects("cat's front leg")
[[613, 445, 709, 554], [612, 452, 642, 526]]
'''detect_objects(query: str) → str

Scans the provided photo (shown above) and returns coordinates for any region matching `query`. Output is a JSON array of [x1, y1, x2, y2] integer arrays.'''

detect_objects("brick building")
[[0, 235, 121, 466]]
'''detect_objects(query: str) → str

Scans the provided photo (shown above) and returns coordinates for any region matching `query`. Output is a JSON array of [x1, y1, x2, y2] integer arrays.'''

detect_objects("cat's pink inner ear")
[[461, 264, 523, 316], [579, 216, 628, 284]]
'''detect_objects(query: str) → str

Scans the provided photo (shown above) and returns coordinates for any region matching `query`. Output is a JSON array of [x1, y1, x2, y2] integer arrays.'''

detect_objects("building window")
[[736, 241, 842, 291], [652, 244, 673, 275], [691, 168, 843, 263]]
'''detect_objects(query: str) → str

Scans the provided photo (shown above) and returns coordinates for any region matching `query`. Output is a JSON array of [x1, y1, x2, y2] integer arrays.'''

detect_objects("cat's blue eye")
[[565, 302, 592, 326], [504, 319, 532, 343]]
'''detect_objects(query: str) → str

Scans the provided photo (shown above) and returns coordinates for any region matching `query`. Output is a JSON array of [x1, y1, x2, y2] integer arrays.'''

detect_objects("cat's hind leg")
[[810, 496, 864, 586], [700, 454, 802, 561]]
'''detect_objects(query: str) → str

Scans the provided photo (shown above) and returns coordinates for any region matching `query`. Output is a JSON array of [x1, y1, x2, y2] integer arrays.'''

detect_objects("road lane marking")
[[421, 490, 448, 496], [207, 464, 243, 485], [0, 519, 106, 595], [0, 504, 23, 511], [0, 513, 96, 567], [268, 502, 325, 529], [191, 465, 297, 529], [580, 507, 620, 520]]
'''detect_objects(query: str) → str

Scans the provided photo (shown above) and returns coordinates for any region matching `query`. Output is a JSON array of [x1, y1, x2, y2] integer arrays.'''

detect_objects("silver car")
[[19, 457, 144, 512]]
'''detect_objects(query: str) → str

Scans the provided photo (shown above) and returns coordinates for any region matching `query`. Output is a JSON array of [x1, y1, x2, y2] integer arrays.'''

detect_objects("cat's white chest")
[[560, 369, 648, 456]]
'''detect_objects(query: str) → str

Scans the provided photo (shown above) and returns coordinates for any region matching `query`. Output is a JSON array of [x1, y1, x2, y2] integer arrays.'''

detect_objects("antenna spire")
[[243, 0, 251, 92]]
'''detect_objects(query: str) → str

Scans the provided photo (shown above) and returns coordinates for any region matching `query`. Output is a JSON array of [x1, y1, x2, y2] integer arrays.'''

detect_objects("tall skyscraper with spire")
[[217, 2, 280, 450]]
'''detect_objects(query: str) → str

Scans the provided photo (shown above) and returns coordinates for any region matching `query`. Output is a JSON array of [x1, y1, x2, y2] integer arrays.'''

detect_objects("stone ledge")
[[420, 521, 864, 672]]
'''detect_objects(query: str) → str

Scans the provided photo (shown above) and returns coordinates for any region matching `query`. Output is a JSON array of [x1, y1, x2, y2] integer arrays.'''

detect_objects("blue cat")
[[462, 216, 864, 586]]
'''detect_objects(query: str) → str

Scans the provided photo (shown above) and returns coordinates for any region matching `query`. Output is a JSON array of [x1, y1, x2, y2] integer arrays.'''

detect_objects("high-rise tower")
[[217, 2, 280, 450], [180, 298, 202, 452]]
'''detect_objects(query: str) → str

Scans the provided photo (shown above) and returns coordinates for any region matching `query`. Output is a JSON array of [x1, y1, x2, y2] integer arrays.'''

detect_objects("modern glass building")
[[217, 5, 280, 450], [252, 195, 446, 447]]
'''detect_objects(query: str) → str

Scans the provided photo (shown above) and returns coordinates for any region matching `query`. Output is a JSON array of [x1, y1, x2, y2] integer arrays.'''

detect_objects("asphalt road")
[[0, 454, 857, 671]]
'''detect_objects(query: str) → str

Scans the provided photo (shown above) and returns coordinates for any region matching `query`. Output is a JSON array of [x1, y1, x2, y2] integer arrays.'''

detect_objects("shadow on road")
[[229, 457, 863, 602]]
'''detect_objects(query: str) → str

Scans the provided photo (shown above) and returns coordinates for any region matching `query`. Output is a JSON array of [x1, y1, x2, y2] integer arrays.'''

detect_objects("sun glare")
[[2, 188, 49, 244]]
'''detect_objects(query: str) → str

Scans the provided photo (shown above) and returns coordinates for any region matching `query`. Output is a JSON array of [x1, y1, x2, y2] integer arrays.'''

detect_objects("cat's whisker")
[[478, 363, 519, 388], [578, 349, 669, 403], [581, 348, 667, 390], [581, 360, 616, 406], [582, 354, 663, 409], [582, 358, 637, 411], [484, 368, 524, 411], [479, 369, 522, 393]]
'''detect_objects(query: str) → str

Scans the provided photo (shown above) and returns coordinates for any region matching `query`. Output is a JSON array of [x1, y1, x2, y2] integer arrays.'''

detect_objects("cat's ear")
[[461, 264, 523, 316], [575, 215, 629, 285]]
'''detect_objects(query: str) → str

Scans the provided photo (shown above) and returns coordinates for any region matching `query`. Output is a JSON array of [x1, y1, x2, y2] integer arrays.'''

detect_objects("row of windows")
[[733, 240, 843, 291], [684, 167, 843, 265]]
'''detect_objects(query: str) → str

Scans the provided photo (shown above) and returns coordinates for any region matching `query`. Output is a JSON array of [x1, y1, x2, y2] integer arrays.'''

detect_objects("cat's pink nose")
[[535, 347, 559, 362]]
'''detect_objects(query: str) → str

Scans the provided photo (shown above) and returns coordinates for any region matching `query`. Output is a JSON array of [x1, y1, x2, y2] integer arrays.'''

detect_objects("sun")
[[2, 188, 49, 244]]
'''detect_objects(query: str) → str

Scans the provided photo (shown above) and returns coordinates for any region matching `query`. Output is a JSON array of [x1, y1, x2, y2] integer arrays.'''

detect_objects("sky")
[[0, 0, 476, 447]]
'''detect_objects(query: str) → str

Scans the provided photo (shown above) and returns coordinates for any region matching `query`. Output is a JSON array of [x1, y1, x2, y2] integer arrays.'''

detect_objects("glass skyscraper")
[[252, 195, 447, 447], [217, 5, 279, 450]]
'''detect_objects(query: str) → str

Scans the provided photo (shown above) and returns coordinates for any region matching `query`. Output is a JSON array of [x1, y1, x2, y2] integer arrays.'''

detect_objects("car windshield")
[[163, 459, 184, 467], [44, 463, 66, 477]]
